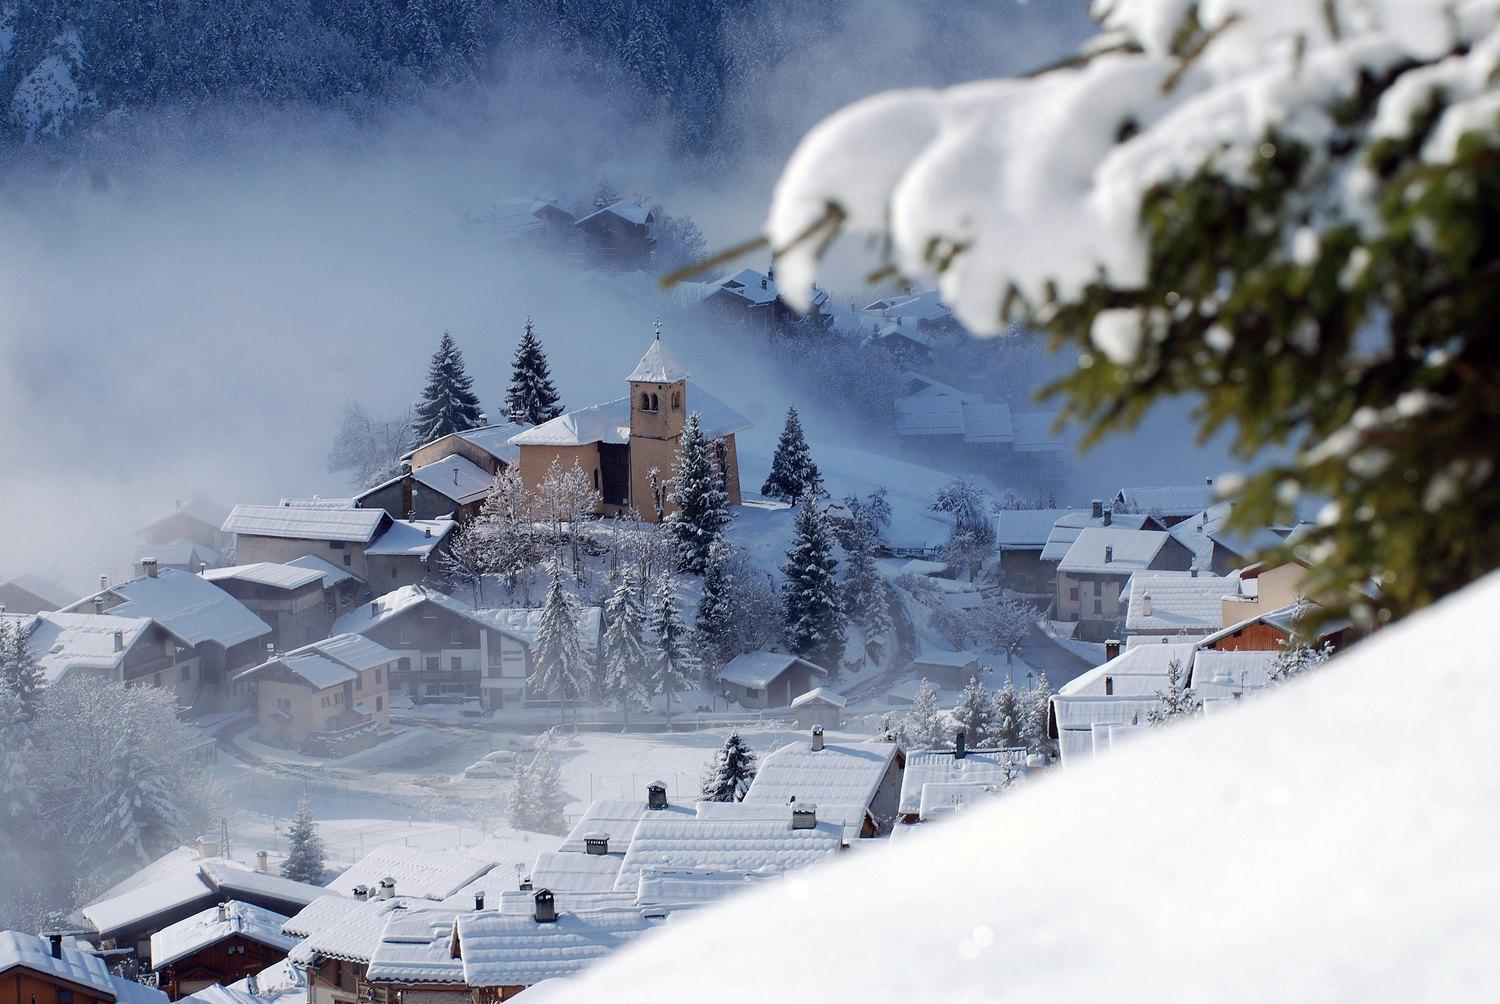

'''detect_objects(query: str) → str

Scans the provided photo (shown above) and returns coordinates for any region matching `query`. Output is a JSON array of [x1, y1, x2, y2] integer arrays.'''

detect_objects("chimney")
[[1090, 499, 1103, 519], [474, 891, 486, 911], [218, 903, 230, 922], [477, 412, 488, 428], [811, 725, 824, 751], [760, 276, 767, 289], [100, 574, 109, 591], [646, 781, 668, 810], [1141, 593, 1152, 616], [519, 876, 533, 892], [94, 597, 105, 615], [1102, 509, 1112, 527], [379, 876, 395, 900], [584, 833, 609, 856], [791, 804, 818, 830], [424, 527, 432, 538], [1104, 675, 1115, 696], [114, 630, 125, 652], [266, 642, 276, 661], [199, 562, 208, 575], [257, 850, 269, 873], [353, 884, 369, 901], [197, 835, 220, 859], [48, 933, 63, 960], [954, 730, 967, 760], [143, 557, 159, 578], [1105, 639, 1121, 661], [1104, 545, 1114, 564], [453, 468, 460, 486], [533, 889, 557, 924], [1205, 476, 1214, 486]]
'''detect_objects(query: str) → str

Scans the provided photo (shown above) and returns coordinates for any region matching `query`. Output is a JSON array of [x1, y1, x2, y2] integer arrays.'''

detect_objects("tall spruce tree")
[[280, 796, 326, 884], [841, 496, 887, 640], [951, 676, 993, 746], [699, 732, 757, 802], [693, 539, 737, 679], [413, 332, 484, 442], [505, 320, 564, 425], [528, 741, 567, 835], [761, 406, 822, 502], [781, 493, 847, 673], [601, 572, 651, 729], [989, 680, 1024, 748], [665, 412, 731, 574], [532, 566, 595, 729], [505, 752, 533, 830], [649, 579, 698, 722], [903, 678, 948, 750], [0, 619, 43, 732]]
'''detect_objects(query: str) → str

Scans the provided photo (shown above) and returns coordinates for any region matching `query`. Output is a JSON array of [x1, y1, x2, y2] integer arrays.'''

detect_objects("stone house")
[[1056, 527, 1195, 641], [236, 634, 396, 755], [992, 508, 1077, 594], [223, 505, 391, 580], [697, 265, 832, 333], [202, 563, 340, 652], [508, 337, 749, 523], [361, 520, 457, 592]]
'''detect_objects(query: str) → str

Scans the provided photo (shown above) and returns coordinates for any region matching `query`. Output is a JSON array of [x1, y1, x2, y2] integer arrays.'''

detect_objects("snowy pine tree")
[[280, 796, 326, 884], [841, 496, 886, 637], [1268, 638, 1334, 686], [761, 406, 822, 502], [1024, 673, 1055, 754], [699, 731, 757, 802], [1148, 659, 1202, 726], [0, 686, 35, 843], [649, 578, 698, 721], [903, 678, 949, 750], [951, 676, 993, 745], [665, 412, 731, 574], [505, 319, 564, 425], [693, 539, 737, 677], [989, 679, 1024, 748], [528, 740, 567, 835], [0, 618, 43, 731], [601, 572, 651, 729], [412, 332, 484, 442], [505, 752, 534, 830], [531, 566, 596, 728], [781, 495, 847, 673]]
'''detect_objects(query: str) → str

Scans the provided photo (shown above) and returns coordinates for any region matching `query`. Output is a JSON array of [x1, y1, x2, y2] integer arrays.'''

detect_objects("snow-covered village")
[[1, 0, 1497, 1000]]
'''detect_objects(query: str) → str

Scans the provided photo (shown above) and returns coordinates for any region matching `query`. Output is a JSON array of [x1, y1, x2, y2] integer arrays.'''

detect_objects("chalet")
[[892, 373, 1064, 485], [508, 336, 750, 523], [1197, 603, 1350, 655], [992, 508, 1077, 594], [1123, 571, 1240, 644], [526, 786, 695, 896], [235, 635, 396, 755], [0, 932, 168, 1004], [907, 650, 982, 689], [742, 735, 904, 837], [223, 506, 389, 579], [897, 735, 1030, 825], [0, 572, 73, 614], [482, 198, 577, 248], [1057, 527, 1195, 640], [357, 456, 493, 523], [1218, 558, 1321, 628], [135, 498, 231, 573], [332, 586, 532, 708], [574, 200, 654, 271], [362, 520, 457, 590], [1047, 644, 1195, 764], [65, 565, 272, 702], [1166, 502, 1301, 574], [1039, 501, 1166, 565], [3, 610, 198, 701], [696, 266, 832, 333], [364, 910, 468, 1002], [1112, 481, 1219, 527], [151, 902, 296, 999], [717, 651, 828, 709], [1188, 649, 1281, 706], [790, 688, 846, 730], [202, 564, 338, 652], [282, 894, 409, 1004]]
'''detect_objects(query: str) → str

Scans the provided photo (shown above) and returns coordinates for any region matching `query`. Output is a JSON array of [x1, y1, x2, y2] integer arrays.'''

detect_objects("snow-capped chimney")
[[218, 903, 230, 922], [353, 885, 369, 901], [379, 876, 395, 900], [646, 781, 668, 810], [266, 642, 276, 661], [474, 891, 486, 911], [113, 630, 125, 653], [424, 526, 432, 538], [519, 876, 533, 892], [1141, 593, 1152, 616], [48, 933, 63, 960], [1104, 675, 1115, 696], [197, 835, 220, 859], [1091, 499, 1103, 519], [791, 804, 818, 830], [257, 850, 269, 873], [1104, 545, 1114, 564], [584, 833, 609, 856], [453, 468, 460, 486], [1205, 476, 1214, 487], [143, 558, 159, 578], [100, 574, 108, 591], [954, 730, 967, 760], [94, 597, 105, 615], [477, 412, 488, 428], [1105, 639, 1121, 661], [811, 725, 824, 751], [1102, 509, 1112, 526], [533, 889, 557, 924]]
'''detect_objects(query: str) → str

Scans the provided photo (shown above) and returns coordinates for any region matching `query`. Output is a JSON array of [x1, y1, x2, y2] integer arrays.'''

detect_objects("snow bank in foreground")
[[561, 571, 1500, 1000]]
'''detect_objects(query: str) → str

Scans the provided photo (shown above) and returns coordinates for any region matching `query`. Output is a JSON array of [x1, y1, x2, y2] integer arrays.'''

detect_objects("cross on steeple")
[[653, 317, 662, 341]]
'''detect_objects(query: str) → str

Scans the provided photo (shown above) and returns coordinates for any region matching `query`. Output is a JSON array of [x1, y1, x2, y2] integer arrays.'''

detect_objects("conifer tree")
[[1148, 659, 1201, 727], [532, 565, 595, 729], [0, 687, 35, 853], [601, 572, 651, 729], [413, 332, 484, 442], [1267, 638, 1334, 686], [693, 539, 737, 678], [505, 319, 564, 425], [781, 494, 846, 673], [280, 796, 326, 884], [761, 406, 822, 502], [0, 619, 43, 732], [505, 752, 533, 830], [903, 679, 948, 750], [648, 579, 698, 722], [989, 679, 1024, 748], [951, 676, 993, 745], [699, 732, 757, 802], [528, 740, 567, 835], [665, 412, 730, 574], [1024, 672, 1055, 754], [841, 497, 889, 647]]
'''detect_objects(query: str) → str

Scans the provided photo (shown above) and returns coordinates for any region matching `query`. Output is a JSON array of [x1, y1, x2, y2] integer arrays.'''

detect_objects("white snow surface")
[[150, 901, 297, 970], [70, 567, 271, 648], [562, 571, 1500, 1001]]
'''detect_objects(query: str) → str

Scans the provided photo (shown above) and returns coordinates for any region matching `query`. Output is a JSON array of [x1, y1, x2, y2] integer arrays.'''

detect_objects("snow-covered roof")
[[992, 508, 1076, 550], [456, 908, 663, 988], [1189, 649, 1278, 701], [199, 863, 333, 910], [476, 605, 604, 654], [866, 289, 953, 322], [333, 587, 530, 647], [529, 851, 627, 895], [365, 519, 458, 558], [1114, 484, 1217, 517], [203, 563, 325, 591], [135, 539, 221, 567], [895, 395, 965, 436], [1124, 571, 1238, 632], [17, 610, 163, 682], [897, 558, 948, 576], [0, 572, 75, 608], [238, 634, 396, 689], [223, 505, 387, 543], [70, 568, 271, 648], [283, 895, 418, 965], [136, 497, 230, 535], [150, 901, 297, 969], [1011, 411, 1064, 453], [1058, 643, 1196, 697], [558, 798, 693, 855], [228, 957, 305, 1004], [82, 873, 218, 938], [705, 267, 782, 306], [612, 804, 843, 892], [898, 748, 1028, 815], [627, 339, 689, 383], [632, 870, 774, 908], [508, 389, 751, 448], [789, 686, 847, 708], [916, 780, 1007, 821], [285, 554, 359, 589], [1058, 527, 1172, 575], [0, 932, 168, 1004], [717, 651, 828, 690], [575, 200, 652, 228], [410, 456, 492, 506], [457, 423, 527, 465], [742, 739, 898, 833], [366, 910, 466, 985], [328, 845, 499, 902], [1039, 509, 1160, 562], [960, 401, 1014, 444], [1197, 602, 1347, 649]]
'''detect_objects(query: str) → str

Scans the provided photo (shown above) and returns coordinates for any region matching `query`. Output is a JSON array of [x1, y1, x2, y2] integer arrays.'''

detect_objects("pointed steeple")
[[629, 328, 689, 383]]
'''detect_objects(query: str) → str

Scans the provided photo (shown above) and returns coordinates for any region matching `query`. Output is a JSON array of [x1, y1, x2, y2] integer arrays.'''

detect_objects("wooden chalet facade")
[[0, 933, 167, 1004], [151, 903, 294, 1000]]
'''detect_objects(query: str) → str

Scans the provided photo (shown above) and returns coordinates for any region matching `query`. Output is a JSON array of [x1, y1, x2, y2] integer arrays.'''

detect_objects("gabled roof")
[[1197, 602, 1348, 649], [1058, 643, 1196, 698], [0, 932, 168, 1004], [203, 563, 326, 591], [993, 508, 1077, 550], [333, 587, 533, 648], [1124, 572, 1239, 632], [456, 908, 663, 988], [912, 649, 981, 669], [529, 850, 627, 895], [717, 651, 828, 690], [151, 901, 297, 969], [409, 455, 492, 506], [223, 505, 388, 543], [328, 845, 498, 902], [283, 895, 415, 965], [509, 388, 752, 448], [1058, 527, 1172, 575], [286, 554, 360, 589], [742, 739, 899, 834], [612, 804, 843, 893], [916, 781, 1008, 821], [365, 520, 457, 558], [82, 873, 220, 938], [68, 568, 270, 648], [0, 572, 75, 608], [576, 200, 653, 228], [558, 797, 693, 855], [1189, 650, 1279, 701], [14, 610, 166, 683], [366, 910, 466, 985], [789, 687, 847, 708], [1040, 510, 1161, 562], [628, 338, 689, 383], [237, 634, 396, 689], [134, 540, 221, 568], [898, 748, 1029, 815], [1113, 484, 1218, 517], [136, 497, 230, 536], [450, 424, 527, 465]]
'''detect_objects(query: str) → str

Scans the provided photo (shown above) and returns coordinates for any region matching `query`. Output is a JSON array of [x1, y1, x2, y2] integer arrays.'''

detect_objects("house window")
[[1093, 599, 1103, 615], [330, 541, 345, 550], [1068, 586, 1079, 602], [398, 657, 410, 672], [426, 656, 439, 672], [278, 698, 291, 712], [180, 665, 192, 681], [375, 696, 383, 712], [375, 667, 384, 684], [593, 468, 600, 490], [58, 991, 73, 1004], [671, 391, 680, 409], [451, 625, 463, 646], [343, 555, 352, 567], [451, 656, 462, 673]]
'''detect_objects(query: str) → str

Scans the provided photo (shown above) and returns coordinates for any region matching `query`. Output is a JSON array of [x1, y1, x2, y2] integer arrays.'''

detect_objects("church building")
[[508, 335, 750, 522]]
